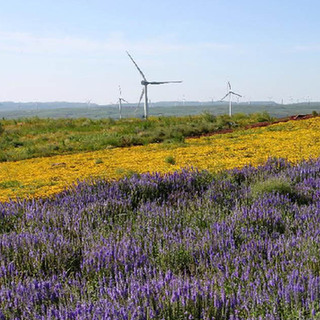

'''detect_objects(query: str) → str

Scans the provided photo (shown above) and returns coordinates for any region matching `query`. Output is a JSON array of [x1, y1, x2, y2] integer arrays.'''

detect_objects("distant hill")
[[0, 101, 319, 120], [0, 101, 100, 111]]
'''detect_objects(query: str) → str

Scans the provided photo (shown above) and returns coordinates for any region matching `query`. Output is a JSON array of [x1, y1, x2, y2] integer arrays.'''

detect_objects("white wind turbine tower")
[[181, 94, 186, 106], [126, 51, 182, 119], [86, 99, 92, 109], [220, 81, 242, 116], [118, 85, 128, 119]]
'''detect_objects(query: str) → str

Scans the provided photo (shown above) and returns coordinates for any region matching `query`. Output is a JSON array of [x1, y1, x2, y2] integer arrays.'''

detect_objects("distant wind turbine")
[[182, 94, 186, 106], [86, 99, 92, 109], [220, 81, 242, 116], [118, 85, 128, 119], [126, 51, 182, 119]]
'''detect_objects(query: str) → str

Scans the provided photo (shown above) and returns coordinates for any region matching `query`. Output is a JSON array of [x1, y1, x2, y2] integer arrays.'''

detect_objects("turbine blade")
[[149, 81, 182, 85], [220, 93, 230, 101], [138, 88, 145, 108], [121, 98, 129, 103], [228, 81, 231, 91], [119, 85, 122, 97], [126, 51, 147, 81], [230, 91, 242, 98]]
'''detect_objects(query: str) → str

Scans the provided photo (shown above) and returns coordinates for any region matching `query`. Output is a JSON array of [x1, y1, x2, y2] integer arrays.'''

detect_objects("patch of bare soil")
[[190, 114, 315, 139]]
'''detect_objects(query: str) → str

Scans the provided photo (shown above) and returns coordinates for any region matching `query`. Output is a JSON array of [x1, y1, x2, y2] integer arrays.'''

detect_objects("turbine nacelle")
[[127, 51, 182, 119], [141, 80, 182, 86]]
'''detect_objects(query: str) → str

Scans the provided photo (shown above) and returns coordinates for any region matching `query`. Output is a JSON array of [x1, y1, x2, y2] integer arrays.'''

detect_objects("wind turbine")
[[86, 99, 92, 109], [220, 81, 242, 116], [182, 94, 186, 106], [126, 51, 182, 119], [118, 85, 128, 119]]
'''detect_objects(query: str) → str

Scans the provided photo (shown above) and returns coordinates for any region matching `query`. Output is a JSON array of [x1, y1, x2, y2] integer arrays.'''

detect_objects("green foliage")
[[251, 176, 312, 204], [0, 151, 8, 162], [250, 176, 293, 198], [249, 176, 310, 205], [214, 114, 235, 129], [115, 168, 140, 179], [165, 155, 176, 165], [231, 112, 247, 121], [201, 111, 216, 123], [0, 122, 4, 135], [254, 111, 274, 122], [0, 180, 22, 189], [158, 246, 194, 274], [0, 112, 275, 162], [312, 110, 318, 116]]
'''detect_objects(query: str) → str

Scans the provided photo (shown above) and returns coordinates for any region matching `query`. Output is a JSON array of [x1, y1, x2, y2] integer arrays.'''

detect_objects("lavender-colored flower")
[[1, 158, 320, 318]]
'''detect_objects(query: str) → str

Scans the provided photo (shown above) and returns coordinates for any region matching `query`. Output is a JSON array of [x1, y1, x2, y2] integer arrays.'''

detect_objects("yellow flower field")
[[1, 117, 320, 202]]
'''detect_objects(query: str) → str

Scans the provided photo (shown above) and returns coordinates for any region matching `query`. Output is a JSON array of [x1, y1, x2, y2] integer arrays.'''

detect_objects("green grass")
[[165, 155, 176, 165], [250, 175, 311, 205], [250, 176, 293, 198], [0, 112, 275, 162], [0, 180, 22, 189]]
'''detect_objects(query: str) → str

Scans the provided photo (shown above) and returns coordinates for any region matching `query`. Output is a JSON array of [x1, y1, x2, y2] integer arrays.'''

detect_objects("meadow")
[[0, 115, 320, 202], [0, 112, 273, 162], [2, 114, 320, 319], [1, 158, 320, 318]]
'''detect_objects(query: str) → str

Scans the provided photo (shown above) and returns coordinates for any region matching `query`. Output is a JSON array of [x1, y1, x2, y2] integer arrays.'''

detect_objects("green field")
[[1, 102, 320, 120], [0, 112, 274, 162]]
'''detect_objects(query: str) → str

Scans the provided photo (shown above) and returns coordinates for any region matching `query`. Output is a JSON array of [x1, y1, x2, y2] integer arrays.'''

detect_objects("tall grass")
[[0, 112, 275, 162]]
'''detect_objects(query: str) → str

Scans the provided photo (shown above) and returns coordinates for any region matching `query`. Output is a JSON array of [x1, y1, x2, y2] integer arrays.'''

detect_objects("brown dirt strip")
[[189, 114, 315, 139]]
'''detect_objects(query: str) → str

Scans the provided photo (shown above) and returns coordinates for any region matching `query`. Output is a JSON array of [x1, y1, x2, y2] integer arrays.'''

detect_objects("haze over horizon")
[[0, 0, 319, 105]]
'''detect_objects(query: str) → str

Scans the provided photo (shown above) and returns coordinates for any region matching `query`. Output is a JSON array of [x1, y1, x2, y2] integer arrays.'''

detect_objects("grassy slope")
[[0, 112, 274, 162]]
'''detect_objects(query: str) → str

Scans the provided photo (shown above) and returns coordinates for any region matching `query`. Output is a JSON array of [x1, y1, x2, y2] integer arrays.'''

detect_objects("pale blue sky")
[[0, 0, 319, 104]]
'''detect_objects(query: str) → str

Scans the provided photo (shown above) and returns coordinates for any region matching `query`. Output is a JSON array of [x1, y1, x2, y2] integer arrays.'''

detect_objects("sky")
[[0, 0, 319, 104]]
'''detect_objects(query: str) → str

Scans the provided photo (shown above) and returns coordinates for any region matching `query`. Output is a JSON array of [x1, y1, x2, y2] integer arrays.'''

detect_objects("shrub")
[[312, 110, 318, 116], [255, 111, 274, 123], [201, 111, 216, 123], [251, 176, 293, 198], [166, 130, 185, 143], [0, 152, 7, 162], [140, 120, 153, 130], [165, 155, 176, 165], [0, 122, 4, 135], [231, 113, 247, 121], [215, 115, 233, 129], [249, 176, 310, 205]]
